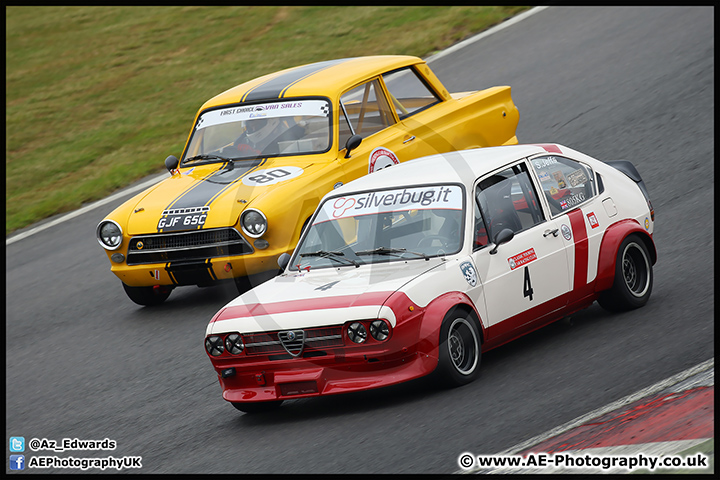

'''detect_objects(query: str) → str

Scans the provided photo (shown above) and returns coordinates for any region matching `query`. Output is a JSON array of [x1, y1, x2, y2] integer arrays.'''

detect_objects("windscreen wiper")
[[355, 246, 428, 261], [299, 250, 360, 267], [183, 154, 235, 169]]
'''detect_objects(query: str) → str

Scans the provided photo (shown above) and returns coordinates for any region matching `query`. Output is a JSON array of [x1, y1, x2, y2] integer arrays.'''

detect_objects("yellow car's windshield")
[[182, 99, 331, 165]]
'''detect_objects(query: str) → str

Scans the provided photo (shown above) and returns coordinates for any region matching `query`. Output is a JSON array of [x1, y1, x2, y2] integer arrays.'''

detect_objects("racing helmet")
[[245, 117, 281, 144]]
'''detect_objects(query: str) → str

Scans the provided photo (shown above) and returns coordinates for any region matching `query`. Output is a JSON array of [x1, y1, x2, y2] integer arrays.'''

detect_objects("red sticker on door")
[[508, 248, 537, 270], [586, 212, 600, 229]]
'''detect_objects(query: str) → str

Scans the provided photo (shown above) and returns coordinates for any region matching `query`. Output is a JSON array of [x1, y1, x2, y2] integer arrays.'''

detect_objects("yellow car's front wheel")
[[122, 283, 173, 306]]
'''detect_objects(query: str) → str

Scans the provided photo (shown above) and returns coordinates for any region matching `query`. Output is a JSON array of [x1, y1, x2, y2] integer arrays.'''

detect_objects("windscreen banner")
[[314, 185, 463, 224]]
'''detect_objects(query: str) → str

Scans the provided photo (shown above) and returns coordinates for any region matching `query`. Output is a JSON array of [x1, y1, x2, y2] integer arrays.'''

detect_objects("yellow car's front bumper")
[[105, 229, 288, 287]]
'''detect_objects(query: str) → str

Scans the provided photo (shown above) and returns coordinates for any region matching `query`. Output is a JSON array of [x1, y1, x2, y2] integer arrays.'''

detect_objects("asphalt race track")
[[6, 7, 713, 474]]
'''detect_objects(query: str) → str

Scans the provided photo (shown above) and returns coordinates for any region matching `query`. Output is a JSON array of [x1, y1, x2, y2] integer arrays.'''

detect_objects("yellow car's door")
[[336, 77, 433, 184]]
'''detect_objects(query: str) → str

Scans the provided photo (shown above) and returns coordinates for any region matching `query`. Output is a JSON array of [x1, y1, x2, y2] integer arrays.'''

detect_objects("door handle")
[[403, 135, 416, 144], [543, 228, 559, 237]]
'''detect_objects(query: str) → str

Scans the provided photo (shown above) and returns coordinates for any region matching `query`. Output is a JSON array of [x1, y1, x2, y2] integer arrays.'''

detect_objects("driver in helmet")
[[235, 116, 305, 156], [235, 117, 282, 155]]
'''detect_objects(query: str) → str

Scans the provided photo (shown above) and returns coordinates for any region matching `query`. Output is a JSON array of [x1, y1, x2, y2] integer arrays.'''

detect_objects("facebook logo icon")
[[9, 454, 25, 470]]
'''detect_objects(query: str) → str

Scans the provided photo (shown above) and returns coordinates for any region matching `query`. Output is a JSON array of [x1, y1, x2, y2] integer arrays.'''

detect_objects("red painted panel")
[[534, 144, 563, 154], [594, 219, 649, 293], [567, 209, 588, 291]]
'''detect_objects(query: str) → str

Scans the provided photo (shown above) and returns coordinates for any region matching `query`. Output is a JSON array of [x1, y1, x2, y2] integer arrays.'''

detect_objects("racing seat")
[[482, 177, 523, 239], [437, 215, 461, 251]]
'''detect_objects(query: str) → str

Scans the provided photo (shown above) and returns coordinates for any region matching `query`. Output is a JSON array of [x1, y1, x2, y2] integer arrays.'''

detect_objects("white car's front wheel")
[[434, 309, 481, 387]]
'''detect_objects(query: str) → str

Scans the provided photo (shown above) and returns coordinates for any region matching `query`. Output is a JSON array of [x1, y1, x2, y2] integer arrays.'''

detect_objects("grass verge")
[[6, 6, 529, 234]]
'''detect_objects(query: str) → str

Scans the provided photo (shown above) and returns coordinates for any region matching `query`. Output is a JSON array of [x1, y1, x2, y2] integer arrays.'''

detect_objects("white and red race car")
[[204, 144, 656, 413]]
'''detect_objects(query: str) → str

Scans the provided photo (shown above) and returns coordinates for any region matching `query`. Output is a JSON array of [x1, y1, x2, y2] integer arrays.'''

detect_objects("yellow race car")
[[96, 55, 519, 305]]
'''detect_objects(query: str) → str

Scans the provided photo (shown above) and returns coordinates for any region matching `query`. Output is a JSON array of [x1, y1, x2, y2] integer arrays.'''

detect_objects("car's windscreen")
[[291, 185, 465, 270], [182, 99, 331, 165]]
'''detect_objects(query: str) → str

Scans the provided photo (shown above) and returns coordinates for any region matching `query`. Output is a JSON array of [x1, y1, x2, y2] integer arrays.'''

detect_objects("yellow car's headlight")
[[241, 209, 267, 238], [96, 220, 123, 250]]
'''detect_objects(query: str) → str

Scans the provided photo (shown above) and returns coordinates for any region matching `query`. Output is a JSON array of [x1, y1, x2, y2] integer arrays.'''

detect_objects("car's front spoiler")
[[217, 350, 439, 403]]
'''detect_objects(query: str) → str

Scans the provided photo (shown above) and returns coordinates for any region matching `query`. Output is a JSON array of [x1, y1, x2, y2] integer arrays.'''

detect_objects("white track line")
[[425, 6, 549, 64], [6, 6, 549, 246], [6, 174, 165, 246]]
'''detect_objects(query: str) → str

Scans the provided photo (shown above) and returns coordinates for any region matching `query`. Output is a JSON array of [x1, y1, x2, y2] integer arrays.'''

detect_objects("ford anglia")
[[95, 55, 519, 305], [204, 144, 656, 413]]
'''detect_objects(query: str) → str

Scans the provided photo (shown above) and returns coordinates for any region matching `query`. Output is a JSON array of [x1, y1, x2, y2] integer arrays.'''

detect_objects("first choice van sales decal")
[[315, 185, 463, 223], [196, 99, 330, 131]]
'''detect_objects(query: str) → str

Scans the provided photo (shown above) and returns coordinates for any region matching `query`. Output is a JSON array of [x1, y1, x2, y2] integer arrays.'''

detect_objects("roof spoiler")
[[605, 160, 653, 221]]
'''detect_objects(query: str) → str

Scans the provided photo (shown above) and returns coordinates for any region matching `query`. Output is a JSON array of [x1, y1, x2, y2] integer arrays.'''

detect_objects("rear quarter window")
[[531, 155, 596, 217]]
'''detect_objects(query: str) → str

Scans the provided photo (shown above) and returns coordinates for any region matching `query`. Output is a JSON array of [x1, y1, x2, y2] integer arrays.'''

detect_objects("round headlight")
[[241, 209, 267, 238], [205, 336, 225, 356], [224, 333, 244, 355], [370, 320, 390, 341], [347, 322, 367, 344], [96, 220, 123, 250]]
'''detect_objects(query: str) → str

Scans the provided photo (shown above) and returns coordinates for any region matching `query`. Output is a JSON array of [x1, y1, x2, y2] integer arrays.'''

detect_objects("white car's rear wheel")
[[598, 234, 653, 312]]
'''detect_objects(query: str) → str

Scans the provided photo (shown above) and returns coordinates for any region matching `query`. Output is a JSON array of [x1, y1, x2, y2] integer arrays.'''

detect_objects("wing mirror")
[[277, 252, 291, 271], [165, 155, 179, 173], [344, 135, 362, 158], [489, 228, 514, 255]]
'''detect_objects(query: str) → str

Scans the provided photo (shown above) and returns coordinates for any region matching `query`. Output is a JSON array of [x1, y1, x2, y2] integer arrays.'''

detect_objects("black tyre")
[[433, 309, 482, 387], [231, 400, 283, 414], [234, 275, 252, 295], [598, 234, 653, 312], [122, 283, 172, 306]]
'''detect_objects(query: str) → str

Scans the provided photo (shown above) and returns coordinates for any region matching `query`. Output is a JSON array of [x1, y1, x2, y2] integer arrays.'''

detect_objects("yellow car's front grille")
[[126, 227, 252, 265]]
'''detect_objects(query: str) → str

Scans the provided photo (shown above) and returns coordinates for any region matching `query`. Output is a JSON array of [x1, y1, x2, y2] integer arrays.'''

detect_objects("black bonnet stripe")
[[168, 160, 262, 210], [157, 160, 263, 232]]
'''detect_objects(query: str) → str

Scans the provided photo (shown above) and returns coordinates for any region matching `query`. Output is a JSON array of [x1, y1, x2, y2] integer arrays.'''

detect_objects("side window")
[[339, 79, 395, 148], [531, 155, 596, 216], [475, 163, 544, 244], [382, 67, 441, 119]]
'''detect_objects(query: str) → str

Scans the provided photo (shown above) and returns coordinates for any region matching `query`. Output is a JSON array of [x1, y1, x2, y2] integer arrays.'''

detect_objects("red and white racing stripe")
[[207, 292, 398, 335]]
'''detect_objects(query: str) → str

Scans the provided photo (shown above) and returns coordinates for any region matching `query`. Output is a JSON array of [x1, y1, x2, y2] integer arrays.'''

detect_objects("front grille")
[[244, 326, 344, 356], [126, 227, 252, 265], [278, 330, 306, 356]]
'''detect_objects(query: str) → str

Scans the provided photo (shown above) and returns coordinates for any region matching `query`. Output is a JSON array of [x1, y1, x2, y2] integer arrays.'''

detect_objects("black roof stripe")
[[242, 58, 352, 103]]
